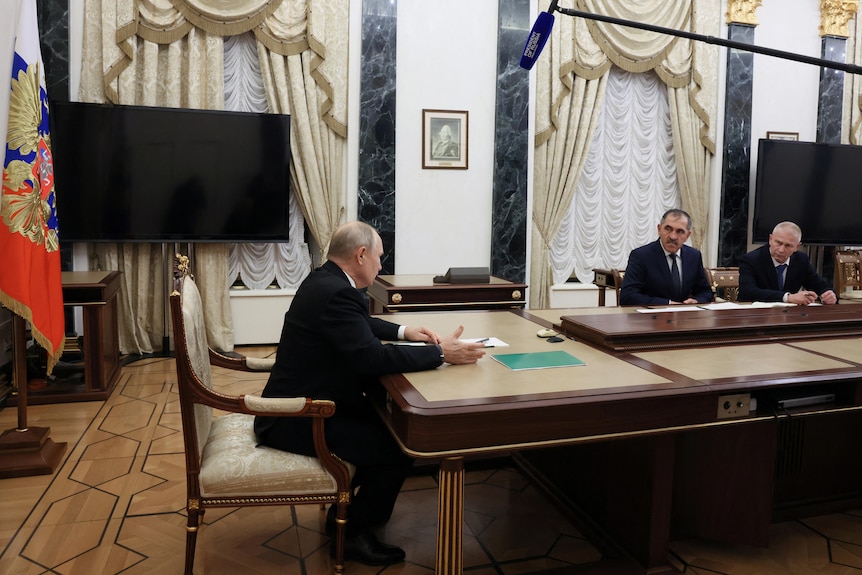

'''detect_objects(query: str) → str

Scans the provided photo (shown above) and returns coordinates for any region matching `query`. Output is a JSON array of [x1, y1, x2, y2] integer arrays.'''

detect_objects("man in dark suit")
[[254, 221, 485, 565], [739, 221, 837, 305], [620, 209, 714, 306]]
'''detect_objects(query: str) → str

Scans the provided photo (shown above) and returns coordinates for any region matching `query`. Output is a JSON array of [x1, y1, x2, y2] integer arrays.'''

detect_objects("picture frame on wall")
[[766, 131, 799, 141], [422, 109, 468, 169]]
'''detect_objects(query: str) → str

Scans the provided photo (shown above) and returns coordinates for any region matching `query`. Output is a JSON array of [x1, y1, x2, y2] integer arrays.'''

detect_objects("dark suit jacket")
[[619, 239, 713, 306], [738, 244, 831, 302], [254, 260, 442, 456]]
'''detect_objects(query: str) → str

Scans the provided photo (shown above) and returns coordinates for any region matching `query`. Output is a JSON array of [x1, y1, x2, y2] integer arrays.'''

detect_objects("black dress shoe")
[[332, 529, 405, 565]]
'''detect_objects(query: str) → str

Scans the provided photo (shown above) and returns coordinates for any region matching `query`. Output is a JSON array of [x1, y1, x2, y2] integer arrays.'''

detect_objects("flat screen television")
[[49, 101, 290, 242], [753, 139, 862, 245]]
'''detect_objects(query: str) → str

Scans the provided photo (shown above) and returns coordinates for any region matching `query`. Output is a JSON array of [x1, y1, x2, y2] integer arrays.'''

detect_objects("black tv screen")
[[49, 101, 290, 242], [753, 139, 862, 245]]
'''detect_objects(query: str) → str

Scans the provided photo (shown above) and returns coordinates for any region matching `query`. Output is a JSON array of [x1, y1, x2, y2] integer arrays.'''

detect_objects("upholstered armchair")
[[169, 255, 354, 574]]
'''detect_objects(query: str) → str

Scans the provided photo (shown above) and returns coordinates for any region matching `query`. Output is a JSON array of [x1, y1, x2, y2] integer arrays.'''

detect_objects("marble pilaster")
[[717, 24, 755, 266], [490, 0, 530, 283], [816, 36, 846, 145], [358, 0, 398, 273], [38, 0, 70, 102], [37, 0, 72, 273], [814, 35, 847, 279]]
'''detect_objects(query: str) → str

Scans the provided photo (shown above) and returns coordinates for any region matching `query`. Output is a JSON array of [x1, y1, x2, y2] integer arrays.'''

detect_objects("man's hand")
[[787, 290, 818, 305], [819, 289, 838, 305], [405, 326, 441, 344], [440, 325, 486, 364]]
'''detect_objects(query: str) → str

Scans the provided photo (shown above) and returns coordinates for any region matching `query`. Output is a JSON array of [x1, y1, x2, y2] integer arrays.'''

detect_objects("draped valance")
[[100, 0, 346, 136], [538, 0, 716, 154]]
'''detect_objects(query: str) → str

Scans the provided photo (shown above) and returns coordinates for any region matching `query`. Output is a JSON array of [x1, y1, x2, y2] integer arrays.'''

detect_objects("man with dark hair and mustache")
[[619, 209, 714, 306]]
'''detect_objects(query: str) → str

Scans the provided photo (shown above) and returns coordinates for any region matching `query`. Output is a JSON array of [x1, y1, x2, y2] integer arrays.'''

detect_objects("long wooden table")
[[372, 306, 862, 574]]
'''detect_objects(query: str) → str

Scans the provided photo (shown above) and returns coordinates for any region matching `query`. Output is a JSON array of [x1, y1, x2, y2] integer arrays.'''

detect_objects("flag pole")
[[0, 313, 66, 478]]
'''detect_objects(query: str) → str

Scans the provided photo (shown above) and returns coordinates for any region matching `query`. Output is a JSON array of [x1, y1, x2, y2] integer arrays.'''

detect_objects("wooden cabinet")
[[368, 274, 527, 314]]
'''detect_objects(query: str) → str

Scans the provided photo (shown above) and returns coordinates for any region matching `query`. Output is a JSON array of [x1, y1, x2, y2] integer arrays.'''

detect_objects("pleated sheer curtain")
[[78, 0, 347, 355], [551, 67, 679, 285], [531, 0, 718, 307]]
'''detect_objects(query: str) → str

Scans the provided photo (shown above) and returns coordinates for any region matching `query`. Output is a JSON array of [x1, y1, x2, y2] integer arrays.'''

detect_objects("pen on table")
[[475, 337, 494, 347]]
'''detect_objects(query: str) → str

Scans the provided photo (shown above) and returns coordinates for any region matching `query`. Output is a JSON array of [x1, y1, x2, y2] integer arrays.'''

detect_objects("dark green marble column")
[[491, 0, 530, 283], [358, 0, 398, 273], [717, 24, 755, 266]]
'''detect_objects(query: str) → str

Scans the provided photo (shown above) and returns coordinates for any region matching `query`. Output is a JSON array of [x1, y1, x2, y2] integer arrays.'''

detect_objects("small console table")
[[592, 268, 623, 306], [368, 274, 527, 314], [15, 271, 123, 405]]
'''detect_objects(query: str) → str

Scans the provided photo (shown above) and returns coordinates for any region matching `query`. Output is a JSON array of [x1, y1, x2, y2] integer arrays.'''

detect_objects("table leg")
[[437, 456, 465, 575]]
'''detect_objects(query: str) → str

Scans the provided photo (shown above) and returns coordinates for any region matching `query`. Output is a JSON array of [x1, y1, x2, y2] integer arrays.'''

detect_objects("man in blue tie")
[[739, 221, 837, 305], [620, 209, 714, 306]]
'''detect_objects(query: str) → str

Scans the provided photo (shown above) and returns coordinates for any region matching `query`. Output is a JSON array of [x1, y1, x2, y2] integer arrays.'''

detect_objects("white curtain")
[[223, 32, 312, 290], [551, 67, 679, 285], [531, 0, 718, 307]]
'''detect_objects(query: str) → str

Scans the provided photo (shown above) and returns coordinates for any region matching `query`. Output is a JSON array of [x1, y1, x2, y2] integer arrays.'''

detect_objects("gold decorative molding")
[[726, 0, 762, 25], [820, 0, 859, 37]]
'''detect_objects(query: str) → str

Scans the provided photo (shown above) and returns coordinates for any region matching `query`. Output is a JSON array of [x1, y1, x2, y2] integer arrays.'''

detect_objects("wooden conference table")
[[371, 304, 862, 574]]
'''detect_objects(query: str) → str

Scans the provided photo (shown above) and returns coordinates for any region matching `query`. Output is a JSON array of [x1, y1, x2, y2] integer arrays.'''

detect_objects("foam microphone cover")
[[519, 10, 555, 70]]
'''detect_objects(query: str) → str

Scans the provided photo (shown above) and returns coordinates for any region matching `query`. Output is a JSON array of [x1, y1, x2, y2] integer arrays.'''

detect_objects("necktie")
[[670, 254, 681, 301], [776, 263, 787, 291]]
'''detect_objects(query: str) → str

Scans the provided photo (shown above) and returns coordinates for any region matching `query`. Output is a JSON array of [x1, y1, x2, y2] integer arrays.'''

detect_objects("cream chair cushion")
[[200, 412, 355, 497]]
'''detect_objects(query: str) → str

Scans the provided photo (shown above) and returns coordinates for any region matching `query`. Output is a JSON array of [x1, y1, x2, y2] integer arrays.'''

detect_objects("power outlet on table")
[[717, 393, 751, 419]]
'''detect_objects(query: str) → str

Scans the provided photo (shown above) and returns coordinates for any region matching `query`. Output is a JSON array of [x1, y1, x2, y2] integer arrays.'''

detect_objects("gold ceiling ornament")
[[726, 0, 762, 25], [820, 0, 859, 37]]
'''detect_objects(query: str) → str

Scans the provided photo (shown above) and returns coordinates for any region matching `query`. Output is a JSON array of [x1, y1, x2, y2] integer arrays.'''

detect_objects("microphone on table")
[[519, 0, 559, 70]]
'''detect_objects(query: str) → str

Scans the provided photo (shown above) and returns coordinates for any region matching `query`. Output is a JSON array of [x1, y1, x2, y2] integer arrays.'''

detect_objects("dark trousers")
[[257, 401, 413, 530]]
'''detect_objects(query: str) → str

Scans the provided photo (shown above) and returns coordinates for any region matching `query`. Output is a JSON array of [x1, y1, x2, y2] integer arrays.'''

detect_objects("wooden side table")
[[16, 271, 123, 405], [368, 274, 527, 314], [592, 268, 623, 307]]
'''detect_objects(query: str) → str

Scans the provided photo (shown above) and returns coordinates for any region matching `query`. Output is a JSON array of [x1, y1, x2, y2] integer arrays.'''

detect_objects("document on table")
[[492, 350, 585, 371], [636, 305, 703, 313], [391, 338, 509, 348], [463, 337, 509, 348], [697, 302, 745, 310]]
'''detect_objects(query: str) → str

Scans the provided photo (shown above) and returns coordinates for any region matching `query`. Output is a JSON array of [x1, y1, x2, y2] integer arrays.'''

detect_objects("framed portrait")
[[422, 109, 468, 169], [766, 131, 799, 141]]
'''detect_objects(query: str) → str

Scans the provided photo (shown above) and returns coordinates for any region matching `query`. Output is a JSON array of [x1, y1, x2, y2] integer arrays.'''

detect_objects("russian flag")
[[1, 0, 65, 373]]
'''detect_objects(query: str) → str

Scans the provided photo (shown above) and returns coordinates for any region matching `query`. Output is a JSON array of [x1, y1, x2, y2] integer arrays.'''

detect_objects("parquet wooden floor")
[[1, 346, 862, 574]]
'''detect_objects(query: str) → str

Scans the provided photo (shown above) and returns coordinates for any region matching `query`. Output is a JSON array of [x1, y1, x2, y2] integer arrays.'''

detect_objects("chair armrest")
[[240, 394, 336, 418], [245, 357, 275, 371], [209, 348, 275, 372], [242, 394, 307, 414]]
